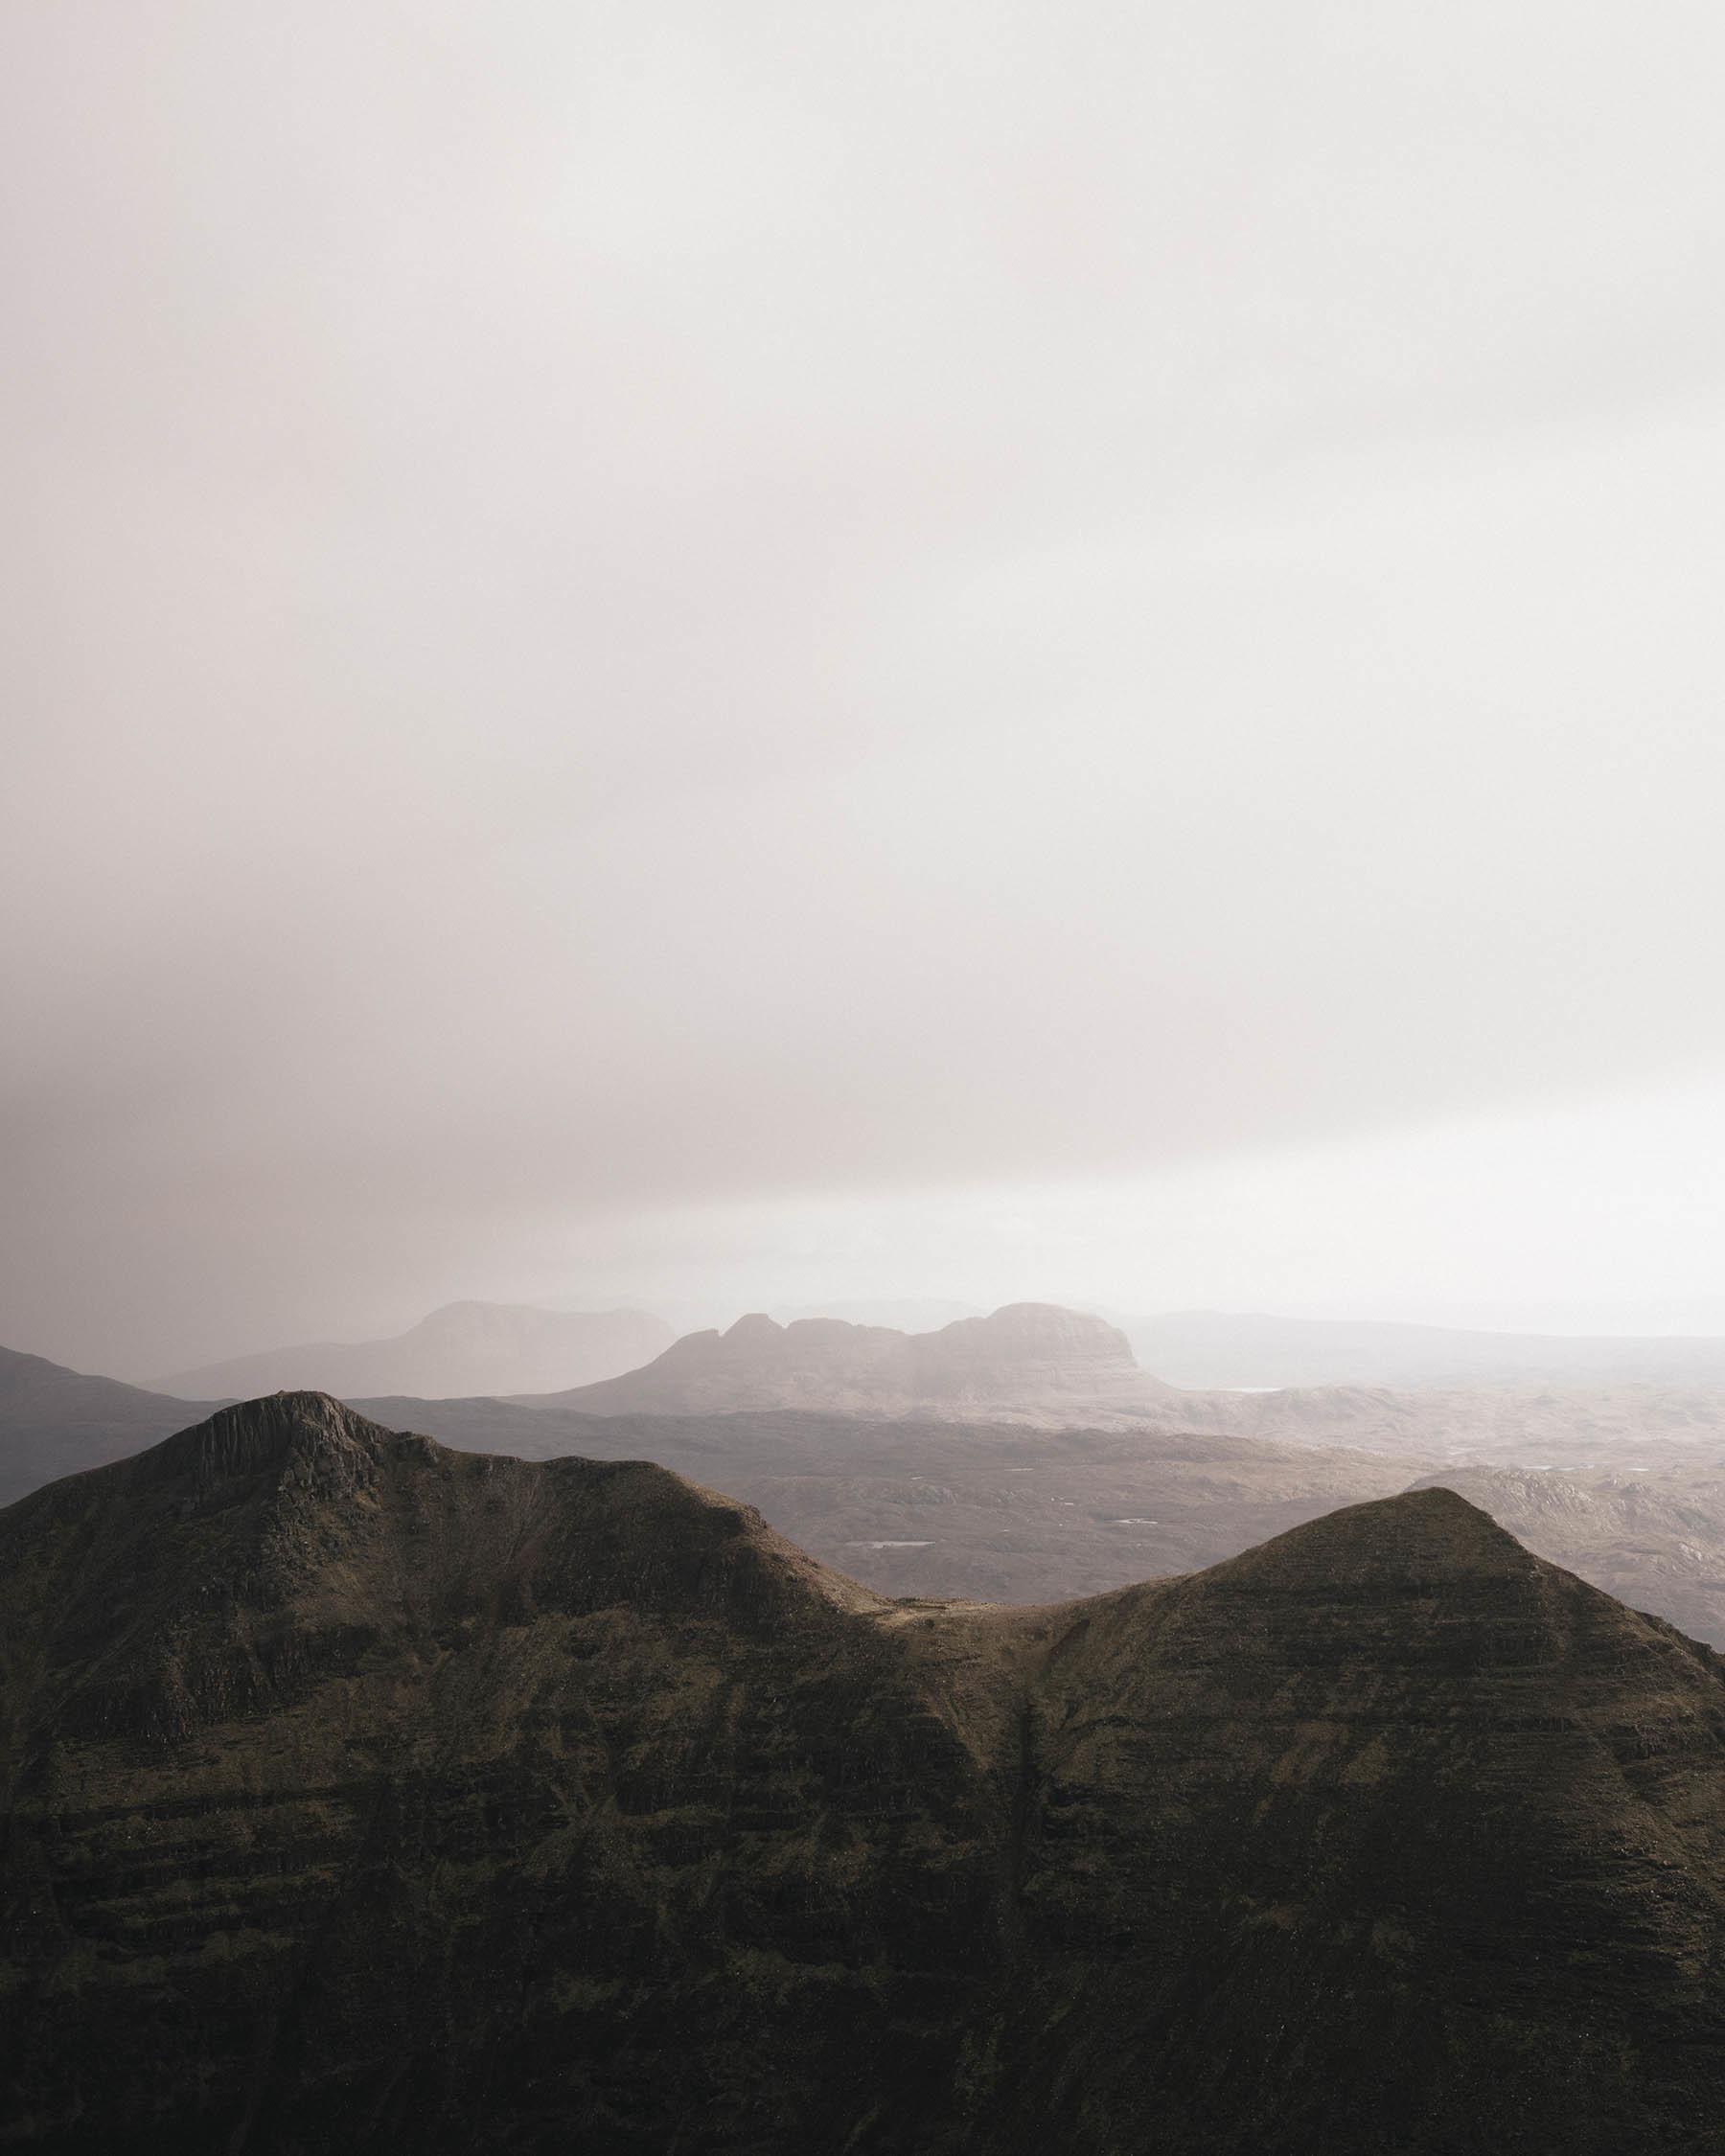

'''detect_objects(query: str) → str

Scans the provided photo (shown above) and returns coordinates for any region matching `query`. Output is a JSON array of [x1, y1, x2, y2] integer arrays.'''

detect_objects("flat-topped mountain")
[[158, 1299, 673, 1401], [514, 1304, 1725, 1473], [530, 1300, 1172, 1417], [5, 1396, 1725, 2150]]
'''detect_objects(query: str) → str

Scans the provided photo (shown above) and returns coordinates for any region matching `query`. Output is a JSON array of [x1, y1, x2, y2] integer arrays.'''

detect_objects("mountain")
[[354, 1395, 1725, 1646], [353, 1394, 1421, 1607], [158, 1299, 673, 1400], [0, 1345, 210, 1508], [9, 1339, 1725, 1644], [1406, 1462, 1725, 1652], [5, 1398, 1725, 2150], [530, 1301, 1174, 1418], [773, 1296, 983, 1331], [518, 1304, 1725, 1471], [1119, 1307, 1725, 1389]]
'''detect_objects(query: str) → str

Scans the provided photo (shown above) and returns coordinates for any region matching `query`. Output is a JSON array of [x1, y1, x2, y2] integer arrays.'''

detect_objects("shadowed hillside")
[[4, 1397, 1725, 2151], [0, 1346, 212, 1508]]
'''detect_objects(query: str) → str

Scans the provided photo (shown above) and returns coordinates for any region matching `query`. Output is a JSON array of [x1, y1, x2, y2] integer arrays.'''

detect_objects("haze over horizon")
[[7, 3, 1725, 1377]]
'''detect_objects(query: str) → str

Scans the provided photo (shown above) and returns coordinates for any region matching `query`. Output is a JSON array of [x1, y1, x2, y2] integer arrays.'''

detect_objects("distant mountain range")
[[112, 1294, 1725, 1420], [14, 1331, 1725, 1646], [518, 1302, 1725, 1480], [528, 1301, 1176, 1418], [158, 1299, 672, 1400], [4, 1391, 1724, 2150]]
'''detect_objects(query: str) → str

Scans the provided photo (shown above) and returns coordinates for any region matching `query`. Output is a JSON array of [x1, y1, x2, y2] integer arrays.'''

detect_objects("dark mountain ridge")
[[10, 1342, 1725, 1645], [350, 1390, 1423, 1605], [5, 1395, 1725, 2150]]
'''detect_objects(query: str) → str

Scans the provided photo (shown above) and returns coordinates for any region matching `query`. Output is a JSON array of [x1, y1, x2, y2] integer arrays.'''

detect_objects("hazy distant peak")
[[929, 1301, 1134, 1358], [526, 1298, 1168, 1418], [158, 1302, 675, 1401], [724, 1312, 785, 1342]]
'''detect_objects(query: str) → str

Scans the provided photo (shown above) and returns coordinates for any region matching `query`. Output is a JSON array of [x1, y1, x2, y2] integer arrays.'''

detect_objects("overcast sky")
[[6, 3, 1725, 1375]]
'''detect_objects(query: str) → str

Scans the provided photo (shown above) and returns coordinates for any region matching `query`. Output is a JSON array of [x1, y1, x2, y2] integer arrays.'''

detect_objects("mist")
[[6, 3, 1725, 1373]]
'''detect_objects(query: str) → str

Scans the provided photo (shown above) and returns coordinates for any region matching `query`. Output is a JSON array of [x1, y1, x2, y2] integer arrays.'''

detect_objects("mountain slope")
[[0, 1345, 210, 1508], [8, 1349, 1725, 1645], [1406, 1462, 1725, 1653], [359, 1394, 1725, 1644], [5, 1402, 1725, 2150], [532, 1301, 1173, 1418], [158, 1299, 673, 1400], [1009, 1488, 1725, 2151], [354, 1392, 1420, 1605], [0, 1395, 986, 2153]]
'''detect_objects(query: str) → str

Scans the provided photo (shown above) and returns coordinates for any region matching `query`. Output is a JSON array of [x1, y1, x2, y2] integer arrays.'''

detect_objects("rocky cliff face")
[[536, 1301, 1167, 1418], [5, 1399, 1725, 2150]]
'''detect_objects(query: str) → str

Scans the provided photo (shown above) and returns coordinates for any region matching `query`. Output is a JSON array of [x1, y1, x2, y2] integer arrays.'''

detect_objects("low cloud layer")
[[6, 4, 1725, 1371]]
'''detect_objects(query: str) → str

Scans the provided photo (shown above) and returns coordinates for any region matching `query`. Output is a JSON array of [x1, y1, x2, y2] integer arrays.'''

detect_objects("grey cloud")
[[6, 2, 1725, 1370]]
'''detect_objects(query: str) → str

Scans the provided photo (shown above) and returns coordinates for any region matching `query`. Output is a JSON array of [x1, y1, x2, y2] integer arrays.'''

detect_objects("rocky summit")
[[4, 1396, 1725, 2153]]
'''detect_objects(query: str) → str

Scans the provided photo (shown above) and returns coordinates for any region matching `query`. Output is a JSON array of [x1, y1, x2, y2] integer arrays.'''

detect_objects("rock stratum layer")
[[4, 1396, 1725, 2152]]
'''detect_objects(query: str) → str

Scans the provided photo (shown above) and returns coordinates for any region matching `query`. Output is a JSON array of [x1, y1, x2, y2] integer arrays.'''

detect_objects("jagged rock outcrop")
[[5, 1402, 1725, 2150]]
